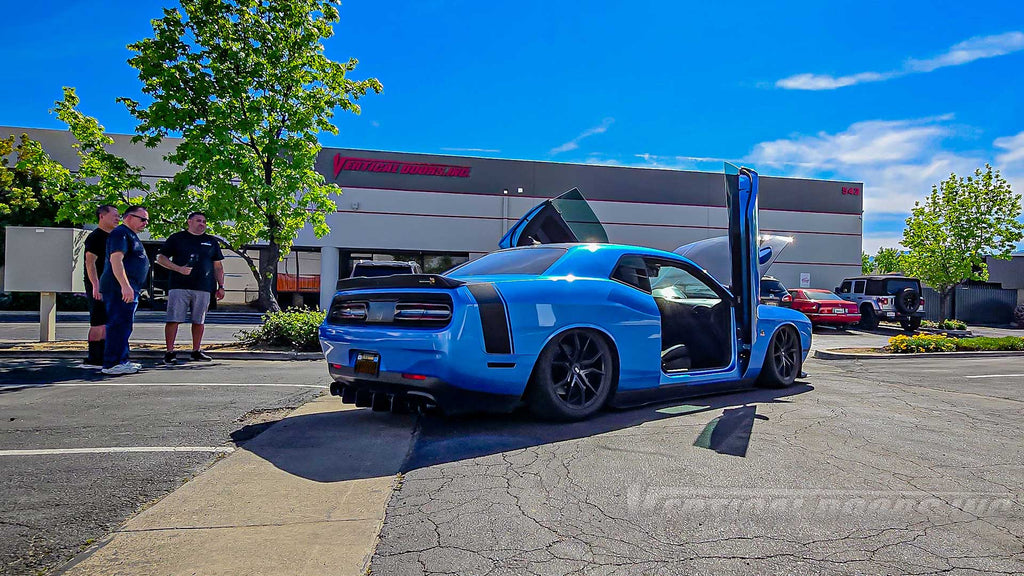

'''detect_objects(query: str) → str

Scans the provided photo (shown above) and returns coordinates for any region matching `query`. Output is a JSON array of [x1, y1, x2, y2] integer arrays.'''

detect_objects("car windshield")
[[446, 247, 567, 276], [804, 290, 843, 301], [884, 279, 920, 294], [352, 265, 412, 277], [761, 279, 787, 296], [650, 267, 719, 297]]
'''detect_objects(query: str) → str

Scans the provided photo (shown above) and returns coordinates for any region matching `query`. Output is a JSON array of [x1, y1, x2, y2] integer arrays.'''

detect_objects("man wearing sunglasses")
[[99, 205, 152, 375]]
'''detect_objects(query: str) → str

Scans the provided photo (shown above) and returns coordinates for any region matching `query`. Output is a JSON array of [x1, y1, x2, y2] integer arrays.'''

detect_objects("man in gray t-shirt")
[[156, 211, 225, 365]]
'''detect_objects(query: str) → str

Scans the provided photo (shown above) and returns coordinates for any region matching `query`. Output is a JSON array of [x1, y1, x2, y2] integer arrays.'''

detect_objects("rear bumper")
[[327, 364, 522, 415], [876, 309, 926, 319], [808, 313, 860, 325]]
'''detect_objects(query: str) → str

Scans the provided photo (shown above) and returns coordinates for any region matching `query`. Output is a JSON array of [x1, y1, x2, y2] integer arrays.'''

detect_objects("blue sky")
[[3, 1, 1024, 252]]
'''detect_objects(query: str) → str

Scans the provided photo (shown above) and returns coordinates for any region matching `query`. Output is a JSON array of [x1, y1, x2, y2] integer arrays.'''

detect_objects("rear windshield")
[[351, 265, 412, 277], [447, 248, 567, 277], [803, 290, 844, 301], [883, 278, 920, 294], [761, 279, 788, 296]]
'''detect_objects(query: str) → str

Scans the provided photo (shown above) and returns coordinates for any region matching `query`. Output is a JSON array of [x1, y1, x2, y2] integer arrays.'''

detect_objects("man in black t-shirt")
[[156, 212, 225, 365], [81, 205, 120, 369]]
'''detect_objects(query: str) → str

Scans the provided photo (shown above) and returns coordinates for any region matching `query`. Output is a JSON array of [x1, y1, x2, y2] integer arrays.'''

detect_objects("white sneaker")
[[128, 362, 142, 370], [101, 362, 140, 376]]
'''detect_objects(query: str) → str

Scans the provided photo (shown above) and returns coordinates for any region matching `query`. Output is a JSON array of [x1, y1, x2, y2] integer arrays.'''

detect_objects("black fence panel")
[[955, 286, 1017, 325], [922, 287, 952, 321]]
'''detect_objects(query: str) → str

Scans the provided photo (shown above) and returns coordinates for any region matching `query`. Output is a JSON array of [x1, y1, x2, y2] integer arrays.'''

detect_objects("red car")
[[788, 289, 861, 328]]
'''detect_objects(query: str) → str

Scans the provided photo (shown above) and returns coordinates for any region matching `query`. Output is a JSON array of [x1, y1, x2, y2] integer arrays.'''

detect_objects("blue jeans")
[[103, 292, 139, 368]]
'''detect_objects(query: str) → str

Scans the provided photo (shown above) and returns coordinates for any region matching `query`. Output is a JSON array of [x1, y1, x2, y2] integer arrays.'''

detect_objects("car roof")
[[478, 243, 709, 278], [353, 260, 416, 266], [843, 275, 918, 281]]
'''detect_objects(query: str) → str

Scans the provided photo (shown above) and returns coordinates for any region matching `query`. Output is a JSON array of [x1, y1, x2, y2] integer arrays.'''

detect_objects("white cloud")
[[747, 115, 983, 216], [776, 31, 1024, 90], [862, 234, 906, 255], [907, 32, 1024, 72], [776, 71, 895, 91], [994, 130, 1024, 166], [551, 118, 614, 155]]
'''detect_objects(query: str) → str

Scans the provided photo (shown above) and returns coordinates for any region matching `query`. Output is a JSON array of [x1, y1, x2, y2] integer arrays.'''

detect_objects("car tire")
[[900, 316, 922, 331], [527, 329, 615, 421], [859, 305, 879, 329], [757, 326, 802, 388]]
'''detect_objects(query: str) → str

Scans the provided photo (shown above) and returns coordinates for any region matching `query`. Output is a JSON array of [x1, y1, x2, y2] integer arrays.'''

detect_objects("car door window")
[[611, 255, 652, 293], [838, 281, 852, 294], [853, 280, 866, 294], [646, 259, 731, 372]]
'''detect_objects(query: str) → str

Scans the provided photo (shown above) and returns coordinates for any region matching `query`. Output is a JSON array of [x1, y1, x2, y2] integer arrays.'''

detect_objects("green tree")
[[51, 87, 149, 223], [861, 251, 872, 274], [873, 247, 905, 274], [901, 165, 1023, 321], [118, 0, 382, 311], [0, 133, 73, 267]]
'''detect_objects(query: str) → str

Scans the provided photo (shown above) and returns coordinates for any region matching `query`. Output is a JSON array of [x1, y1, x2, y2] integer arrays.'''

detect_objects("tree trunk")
[[938, 289, 950, 323], [258, 241, 282, 312]]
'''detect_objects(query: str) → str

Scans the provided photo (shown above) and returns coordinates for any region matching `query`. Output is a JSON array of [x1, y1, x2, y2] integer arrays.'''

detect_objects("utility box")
[[3, 226, 89, 293]]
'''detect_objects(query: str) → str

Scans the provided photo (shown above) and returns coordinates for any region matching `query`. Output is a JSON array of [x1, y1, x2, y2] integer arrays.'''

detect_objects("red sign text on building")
[[333, 154, 471, 179], [842, 186, 861, 196]]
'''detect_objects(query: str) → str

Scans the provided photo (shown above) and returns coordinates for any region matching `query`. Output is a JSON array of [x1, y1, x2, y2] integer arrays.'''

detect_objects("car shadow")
[[238, 383, 814, 482]]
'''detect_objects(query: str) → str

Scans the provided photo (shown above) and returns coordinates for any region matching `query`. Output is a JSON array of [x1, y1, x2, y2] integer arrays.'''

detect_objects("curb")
[[814, 348, 1024, 360], [0, 349, 323, 361]]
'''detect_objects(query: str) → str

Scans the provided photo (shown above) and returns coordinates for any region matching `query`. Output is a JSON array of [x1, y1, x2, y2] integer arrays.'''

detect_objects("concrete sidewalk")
[[60, 396, 416, 576]]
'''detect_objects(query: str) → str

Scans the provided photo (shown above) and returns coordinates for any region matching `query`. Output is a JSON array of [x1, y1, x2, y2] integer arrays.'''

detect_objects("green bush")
[[921, 319, 968, 330], [236, 307, 326, 351]]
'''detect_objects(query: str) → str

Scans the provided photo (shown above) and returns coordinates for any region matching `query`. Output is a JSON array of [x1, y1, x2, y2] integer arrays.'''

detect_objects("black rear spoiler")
[[336, 274, 465, 291]]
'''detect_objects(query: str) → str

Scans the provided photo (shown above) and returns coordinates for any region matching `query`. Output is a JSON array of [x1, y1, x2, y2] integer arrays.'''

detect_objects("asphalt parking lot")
[[2, 349, 1022, 575], [0, 359, 327, 576], [372, 355, 1024, 575]]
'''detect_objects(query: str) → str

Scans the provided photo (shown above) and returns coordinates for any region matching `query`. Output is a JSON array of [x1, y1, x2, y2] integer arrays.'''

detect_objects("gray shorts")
[[166, 289, 211, 324]]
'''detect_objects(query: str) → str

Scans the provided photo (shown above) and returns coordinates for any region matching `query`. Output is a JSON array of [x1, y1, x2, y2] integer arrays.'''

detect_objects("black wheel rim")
[[550, 331, 607, 408], [771, 329, 800, 381]]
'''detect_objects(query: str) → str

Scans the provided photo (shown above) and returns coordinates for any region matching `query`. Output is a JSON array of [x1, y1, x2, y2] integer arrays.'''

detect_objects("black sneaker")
[[163, 352, 177, 366], [191, 350, 213, 362]]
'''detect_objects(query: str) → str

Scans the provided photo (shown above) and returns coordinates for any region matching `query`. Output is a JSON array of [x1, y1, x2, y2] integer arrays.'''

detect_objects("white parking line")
[[0, 446, 235, 456], [0, 382, 327, 389], [964, 374, 1024, 379]]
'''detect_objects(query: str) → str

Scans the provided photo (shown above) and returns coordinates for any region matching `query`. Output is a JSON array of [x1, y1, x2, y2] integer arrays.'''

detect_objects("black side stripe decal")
[[467, 283, 513, 354]]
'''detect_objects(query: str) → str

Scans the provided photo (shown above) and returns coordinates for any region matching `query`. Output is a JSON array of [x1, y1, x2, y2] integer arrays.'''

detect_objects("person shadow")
[[0, 357, 227, 391], [234, 383, 814, 482]]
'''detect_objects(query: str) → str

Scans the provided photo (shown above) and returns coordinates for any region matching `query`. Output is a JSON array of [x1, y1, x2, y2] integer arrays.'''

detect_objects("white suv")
[[349, 260, 422, 278], [835, 275, 925, 330]]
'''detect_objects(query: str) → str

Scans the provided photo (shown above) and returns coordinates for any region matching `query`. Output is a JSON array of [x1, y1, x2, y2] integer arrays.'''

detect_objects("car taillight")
[[337, 302, 367, 320], [782, 294, 793, 303], [877, 297, 889, 305], [394, 303, 452, 321], [919, 297, 925, 306]]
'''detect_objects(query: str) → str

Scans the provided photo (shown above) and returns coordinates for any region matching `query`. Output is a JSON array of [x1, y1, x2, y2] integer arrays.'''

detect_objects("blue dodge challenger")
[[319, 164, 811, 420]]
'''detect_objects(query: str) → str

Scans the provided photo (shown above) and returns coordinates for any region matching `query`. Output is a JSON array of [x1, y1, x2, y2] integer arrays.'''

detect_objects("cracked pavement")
[[372, 356, 1024, 575]]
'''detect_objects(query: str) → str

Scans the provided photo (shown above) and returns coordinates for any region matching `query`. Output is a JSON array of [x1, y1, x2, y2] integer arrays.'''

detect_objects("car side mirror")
[[834, 287, 840, 293]]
